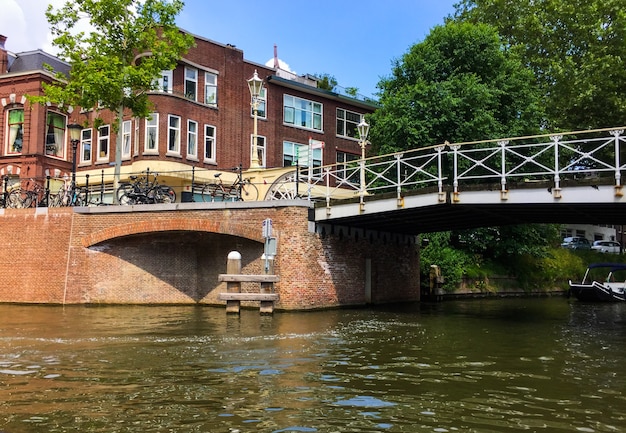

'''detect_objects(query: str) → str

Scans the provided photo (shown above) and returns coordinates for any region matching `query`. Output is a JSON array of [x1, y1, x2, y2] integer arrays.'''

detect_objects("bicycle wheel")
[[119, 193, 136, 205], [200, 183, 216, 202], [116, 183, 134, 203], [240, 181, 259, 201], [157, 186, 176, 203], [5, 190, 22, 208]]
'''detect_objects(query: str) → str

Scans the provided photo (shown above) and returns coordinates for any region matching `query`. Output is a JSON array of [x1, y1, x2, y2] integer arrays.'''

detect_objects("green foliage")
[[453, 0, 626, 130], [453, 224, 561, 262], [420, 232, 478, 291], [369, 21, 545, 154], [344, 87, 359, 97], [31, 0, 194, 125], [314, 74, 338, 91]]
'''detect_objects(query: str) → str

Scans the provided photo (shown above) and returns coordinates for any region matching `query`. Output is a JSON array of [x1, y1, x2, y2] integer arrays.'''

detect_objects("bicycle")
[[49, 176, 88, 207], [200, 165, 258, 201], [1, 178, 48, 208], [117, 170, 176, 205]]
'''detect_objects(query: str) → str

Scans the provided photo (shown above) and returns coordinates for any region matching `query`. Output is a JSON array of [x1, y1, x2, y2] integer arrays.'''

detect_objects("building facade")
[[0, 32, 378, 201]]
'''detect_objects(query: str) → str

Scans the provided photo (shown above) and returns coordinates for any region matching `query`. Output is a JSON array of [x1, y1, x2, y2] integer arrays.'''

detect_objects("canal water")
[[1, 298, 625, 432]]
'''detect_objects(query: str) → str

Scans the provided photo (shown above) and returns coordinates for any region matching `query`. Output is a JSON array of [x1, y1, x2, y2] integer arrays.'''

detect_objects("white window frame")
[[283, 95, 323, 131], [336, 150, 360, 183], [122, 120, 132, 159], [156, 70, 173, 93], [251, 87, 267, 119], [144, 113, 159, 154], [97, 125, 110, 162], [283, 140, 322, 178], [184, 67, 197, 101], [167, 114, 181, 155], [45, 111, 67, 159], [80, 128, 92, 164], [336, 108, 363, 139], [134, 118, 139, 156], [6, 108, 24, 154], [187, 119, 198, 160], [205, 72, 217, 106], [204, 124, 216, 163], [250, 134, 267, 168]]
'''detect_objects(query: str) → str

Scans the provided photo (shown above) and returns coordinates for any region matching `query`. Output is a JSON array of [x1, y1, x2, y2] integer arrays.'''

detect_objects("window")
[[6, 108, 24, 153], [283, 95, 322, 131], [45, 111, 67, 158], [337, 151, 360, 183], [187, 120, 198, 159], [168, 115, 181, 154], [134, 118, 139, 155], [283, 140, 322, 169], [122, 120, 131, 158], [80, 128, 92, 163], [145, 113, 159, 153], [337, 108, 363, 139], [252, 87, 267, 119], [204, 124, 216, 162], [184, 67, 197, 101], [205, 72, 217, 106], [156, 70, 173, 93], [250, 134, 266, 167], [97, 125, 110, 161]]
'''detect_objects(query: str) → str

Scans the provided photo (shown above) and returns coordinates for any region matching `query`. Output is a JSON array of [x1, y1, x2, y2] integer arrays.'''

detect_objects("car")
[[561, 237, 591, 250], [591, 240, 621, 254]]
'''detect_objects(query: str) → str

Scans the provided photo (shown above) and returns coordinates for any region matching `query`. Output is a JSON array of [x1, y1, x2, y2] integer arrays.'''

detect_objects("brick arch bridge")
[[0, 202, 419, 310]]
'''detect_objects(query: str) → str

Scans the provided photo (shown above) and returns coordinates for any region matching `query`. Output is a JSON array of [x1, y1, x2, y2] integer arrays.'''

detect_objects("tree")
[[453, 0, 626, 130], [369, 21, 544, 155], [35, 0, 194, 197], [314, 73, 338, 91]]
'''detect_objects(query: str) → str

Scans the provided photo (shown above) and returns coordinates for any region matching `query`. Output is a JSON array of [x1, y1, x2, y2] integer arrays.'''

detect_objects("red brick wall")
[[0, 204, 420, 309]]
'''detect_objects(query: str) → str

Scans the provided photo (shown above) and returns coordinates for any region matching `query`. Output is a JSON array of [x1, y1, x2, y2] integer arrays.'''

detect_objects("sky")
[[1, 0, 458, 99]]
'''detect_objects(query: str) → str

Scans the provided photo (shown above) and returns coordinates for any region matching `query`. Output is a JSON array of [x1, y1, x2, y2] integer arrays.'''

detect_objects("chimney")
[[273, 44, 279, 70], [0, 35, 7, 74]]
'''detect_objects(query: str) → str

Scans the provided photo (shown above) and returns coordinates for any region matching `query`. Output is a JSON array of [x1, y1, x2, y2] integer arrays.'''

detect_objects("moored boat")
[[569, 263, 626, 302]]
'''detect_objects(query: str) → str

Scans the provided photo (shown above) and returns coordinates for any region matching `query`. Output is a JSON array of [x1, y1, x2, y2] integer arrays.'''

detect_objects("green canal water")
[[1, 298, 625, 432]]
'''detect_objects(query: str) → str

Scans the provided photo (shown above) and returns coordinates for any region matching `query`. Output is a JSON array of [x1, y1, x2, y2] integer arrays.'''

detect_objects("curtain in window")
[[46, 112, 66, 157], [8, 109, 24, 152]]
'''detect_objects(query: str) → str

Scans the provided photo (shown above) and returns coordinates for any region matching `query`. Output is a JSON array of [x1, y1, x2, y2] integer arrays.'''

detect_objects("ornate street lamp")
[[357, 118, 370, 205], [247, 70, 264, 169], [67, 123, 82, 189]]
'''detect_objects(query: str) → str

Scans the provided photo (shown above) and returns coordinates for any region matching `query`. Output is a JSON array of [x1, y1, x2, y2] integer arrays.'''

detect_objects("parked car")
[[591, 240, 621, 254], [561, 237, 591, 250]]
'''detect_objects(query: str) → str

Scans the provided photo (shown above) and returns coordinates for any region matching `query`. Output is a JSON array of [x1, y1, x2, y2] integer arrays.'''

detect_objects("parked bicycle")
[[199, 165, 259, 201], [49, 176, 88, 207], [1, 178, 48, 208], [117, 170, 176, 205]]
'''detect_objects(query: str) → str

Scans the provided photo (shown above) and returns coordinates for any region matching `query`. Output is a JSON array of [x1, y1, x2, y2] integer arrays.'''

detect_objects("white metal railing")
[[271, 127, 626, 208]]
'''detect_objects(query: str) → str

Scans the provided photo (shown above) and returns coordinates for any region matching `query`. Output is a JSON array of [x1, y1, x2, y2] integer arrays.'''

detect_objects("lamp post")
[[357, 118, 370, 205], [247, 70, 264, 169], [67, 123, 81, 189]]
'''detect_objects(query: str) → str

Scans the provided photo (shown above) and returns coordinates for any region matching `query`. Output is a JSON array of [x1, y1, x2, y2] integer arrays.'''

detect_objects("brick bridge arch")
[[80, 213, 263, 248]]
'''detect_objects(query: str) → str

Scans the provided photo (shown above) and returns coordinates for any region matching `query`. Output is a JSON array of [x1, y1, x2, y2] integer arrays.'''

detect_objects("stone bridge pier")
[[0, 202, 420, 310]]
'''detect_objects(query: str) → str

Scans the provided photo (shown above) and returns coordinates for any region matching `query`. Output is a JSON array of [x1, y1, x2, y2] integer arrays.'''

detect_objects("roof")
[[267, 75, 379, 111], [8, 50, 70, 76]]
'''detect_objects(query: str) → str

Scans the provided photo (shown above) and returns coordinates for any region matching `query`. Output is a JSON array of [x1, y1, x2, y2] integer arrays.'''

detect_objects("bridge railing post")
[[225, 251, 242, 314]]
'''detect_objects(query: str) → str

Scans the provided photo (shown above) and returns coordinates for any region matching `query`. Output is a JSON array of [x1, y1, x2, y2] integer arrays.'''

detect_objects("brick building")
[[0, 31, 378, 201]]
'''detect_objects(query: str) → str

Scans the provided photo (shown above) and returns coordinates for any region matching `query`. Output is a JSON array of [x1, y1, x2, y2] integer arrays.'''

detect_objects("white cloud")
[[0, 0, 88, 55], [265, 57, 294, 73]]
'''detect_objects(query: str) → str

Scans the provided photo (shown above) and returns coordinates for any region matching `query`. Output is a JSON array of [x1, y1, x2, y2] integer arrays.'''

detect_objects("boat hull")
[[569, 282, 626, 302]]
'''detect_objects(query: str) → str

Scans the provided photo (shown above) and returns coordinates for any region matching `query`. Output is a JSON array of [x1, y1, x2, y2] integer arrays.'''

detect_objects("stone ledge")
[[218, 274, 279, 283], [218, 293, 279, 301]]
